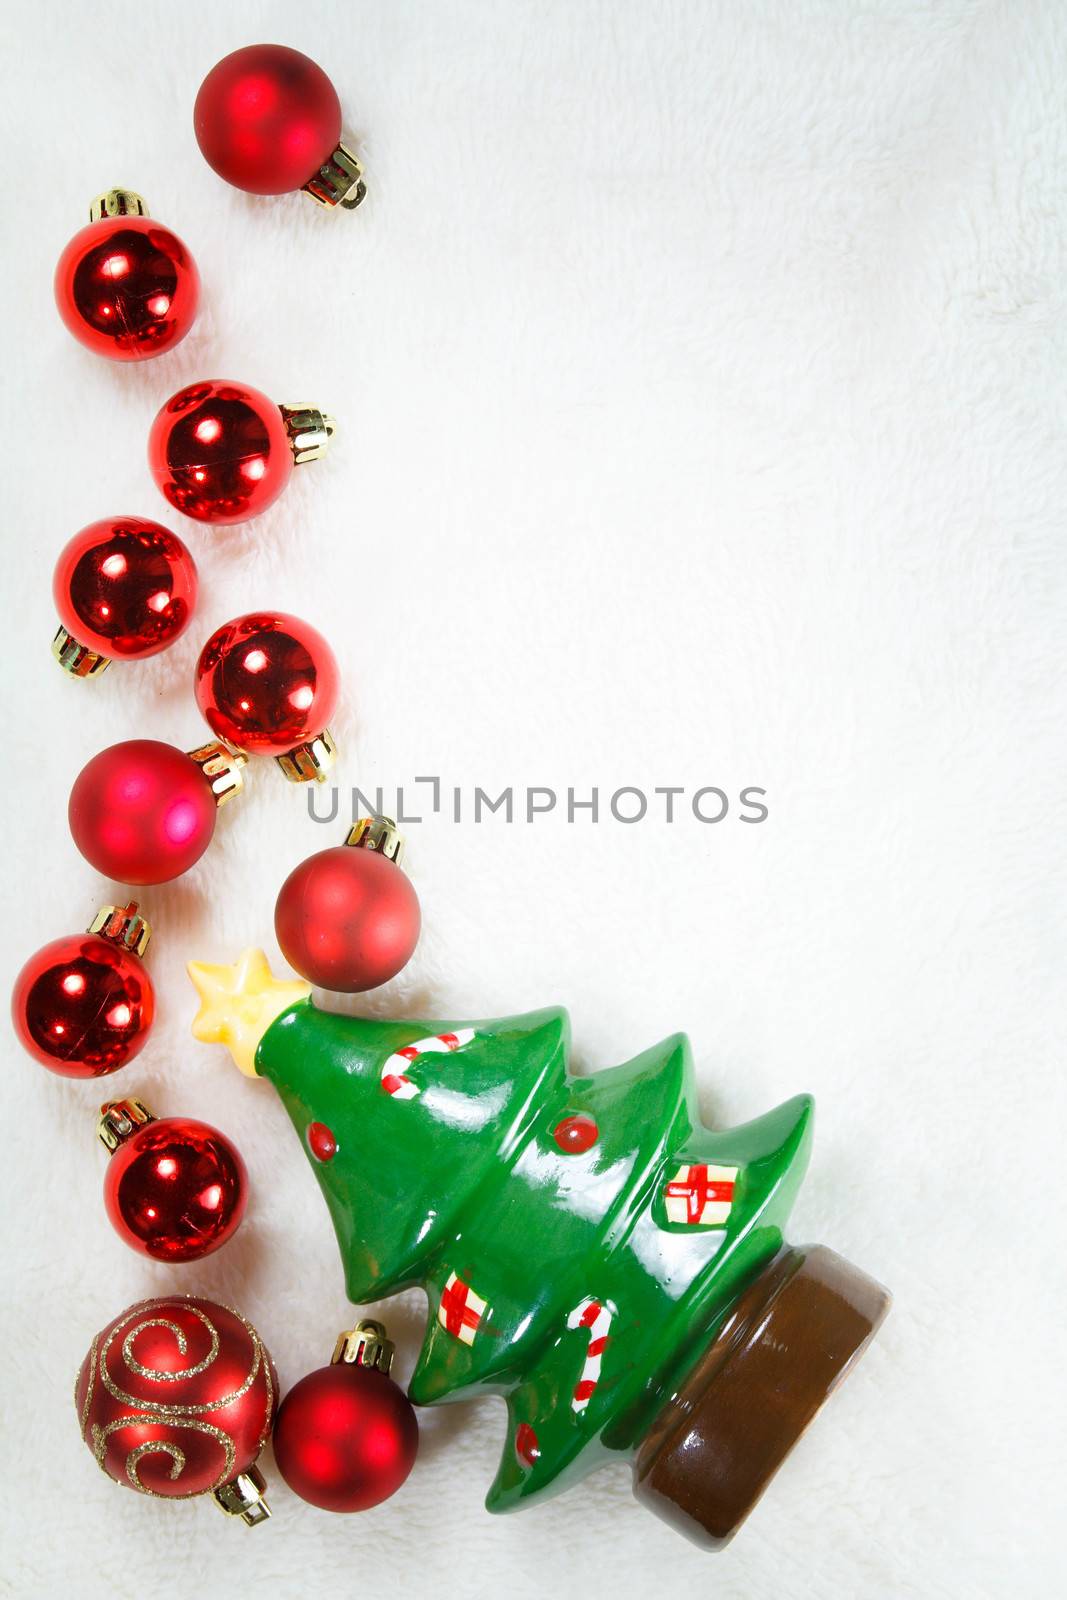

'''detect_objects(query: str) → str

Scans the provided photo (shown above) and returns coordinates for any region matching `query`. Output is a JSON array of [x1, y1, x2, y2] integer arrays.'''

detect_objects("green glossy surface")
[[257, 999, 813, 1512]]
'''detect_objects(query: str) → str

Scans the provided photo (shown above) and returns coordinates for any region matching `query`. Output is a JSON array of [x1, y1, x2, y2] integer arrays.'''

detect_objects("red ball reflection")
[[195, 612, 339, 755], [148, 380, 292, 524], [104, 1116, 247, 1261], [11, 933, 154, 1078], [54, 216, 200, 361], [53, 517, 197, 659]]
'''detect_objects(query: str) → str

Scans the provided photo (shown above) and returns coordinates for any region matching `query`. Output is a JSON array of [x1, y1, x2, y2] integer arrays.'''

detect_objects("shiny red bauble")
[[195, 611, 339, 756], [273, 1360, 418, 1513], [148, 379, 294, 524], [53, 517, 197, 669], [69, 739, 219, 885], [275, 843, 420, 992], [194, 45, 342, 196], [54, 198, 199, 361], [75, 1296, 276, 1513], [11, 911, 154, 1078], [103, 1108, 247, 1262]]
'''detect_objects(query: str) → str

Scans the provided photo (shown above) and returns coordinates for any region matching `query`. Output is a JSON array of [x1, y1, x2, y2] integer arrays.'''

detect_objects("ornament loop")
[[302, 141, 366, 210], [279, 404, 335, 465], [188, 742, 248, 807], [275, 729, 338, 784], [52, 625, 110, 679], [87, 902, 152, 958], [212, 1464, 271, 1526], [97, 1097, 155, 1153], [332, 1319, 395, 1375], [345, 815, 405, 866], [88, 188, 148, 222]]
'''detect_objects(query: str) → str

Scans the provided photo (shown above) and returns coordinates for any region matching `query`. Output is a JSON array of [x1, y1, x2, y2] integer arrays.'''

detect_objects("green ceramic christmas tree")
[[189, 947, 888, 1548]]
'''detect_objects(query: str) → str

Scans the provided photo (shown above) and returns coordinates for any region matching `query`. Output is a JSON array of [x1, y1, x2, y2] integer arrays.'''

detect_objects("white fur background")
[[1, 2, 1063, 1595]]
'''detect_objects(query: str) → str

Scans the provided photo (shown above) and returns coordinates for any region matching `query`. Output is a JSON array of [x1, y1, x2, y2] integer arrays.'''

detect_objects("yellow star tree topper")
[[188, 948, 310, 1076]]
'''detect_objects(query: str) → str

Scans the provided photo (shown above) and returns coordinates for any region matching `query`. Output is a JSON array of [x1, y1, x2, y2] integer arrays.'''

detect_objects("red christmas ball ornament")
[[68, 737, 246, 885], [275, 817, 420, 992], [195, 610, 340, 782], [194, 45, 366, 210], [148, 379, 333, 525], [273, 1320, 418, 1513], [11, 903, 154, 1078], [75, 1295, 277, 1524], [54, 189, 200, 361], [98, 1098, 247, 1262], [52, 516, 197, 678]]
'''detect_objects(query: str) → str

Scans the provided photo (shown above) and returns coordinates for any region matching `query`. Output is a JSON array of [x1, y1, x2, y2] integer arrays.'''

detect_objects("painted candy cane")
[[381, 1029, 476, 1098], [566, 1297, 614, 1412]]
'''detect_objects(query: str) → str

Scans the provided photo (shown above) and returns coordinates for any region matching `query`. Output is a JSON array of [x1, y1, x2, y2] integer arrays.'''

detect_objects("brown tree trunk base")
[[633, 1243, 890, 1549]]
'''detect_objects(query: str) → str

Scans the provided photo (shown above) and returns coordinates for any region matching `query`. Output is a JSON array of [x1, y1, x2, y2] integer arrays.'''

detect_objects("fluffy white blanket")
[[1, 2, 1062, 1595]]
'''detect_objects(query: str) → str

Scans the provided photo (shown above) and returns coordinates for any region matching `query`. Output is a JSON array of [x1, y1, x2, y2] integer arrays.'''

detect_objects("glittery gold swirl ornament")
[[75, 1296, 277, 1525]]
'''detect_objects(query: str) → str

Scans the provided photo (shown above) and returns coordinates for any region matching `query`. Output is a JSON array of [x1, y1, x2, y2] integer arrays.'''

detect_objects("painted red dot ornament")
[[307, 1122, 337, 1162], [55, 189, 200, 361], [515, 1422, 540, 1465], [553, 1113, 599, 1154], [194, 44, 366, 210]]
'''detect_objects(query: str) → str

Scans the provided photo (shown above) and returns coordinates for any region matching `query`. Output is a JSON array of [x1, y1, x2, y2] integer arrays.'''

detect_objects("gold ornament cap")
[[345, 815, 405, 867], [52, 624, 110, 679], [279, 405, 335, 465], [332, 1319, 395, 1375], [87, 902, 151, 958], [97, 1097, 155, 1154], [302, 141, 366, 210], [276, 728, 337, 784], [213, 1464, 270, 1527], [89, 188, 148, 222], [188, 741, 247, 807]]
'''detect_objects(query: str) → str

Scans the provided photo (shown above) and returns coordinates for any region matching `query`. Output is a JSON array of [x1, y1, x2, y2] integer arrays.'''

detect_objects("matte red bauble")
[[272, 1321, 418, 1513], [195, 611, 340, 782], [148, 380, 332, 525], [75, 1295, 277, 1524], [11, 903, 153, 1078], [275, 817, 420, 991], [52, 517, 197, 678], [68, 738, 245, 885], [54, 189, 199, 361], [194, 45, 365, 210], [99, 1098, 247, 1262]]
